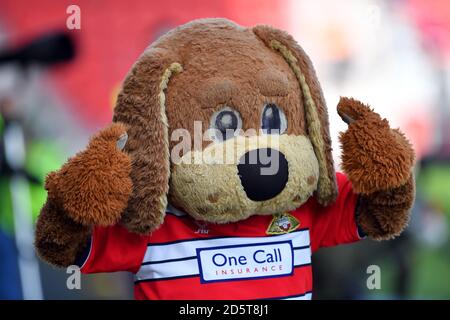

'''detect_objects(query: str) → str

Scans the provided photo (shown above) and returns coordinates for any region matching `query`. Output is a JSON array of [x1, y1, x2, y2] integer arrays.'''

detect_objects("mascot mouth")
[[237, 148, 289, 201]]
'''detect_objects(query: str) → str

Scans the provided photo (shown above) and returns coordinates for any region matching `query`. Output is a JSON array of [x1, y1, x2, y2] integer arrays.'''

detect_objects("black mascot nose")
[[237, 148, 288, 201]]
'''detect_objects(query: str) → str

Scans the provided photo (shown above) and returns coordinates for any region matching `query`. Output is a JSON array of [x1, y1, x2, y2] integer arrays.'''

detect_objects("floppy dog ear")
[[113, 47, 182, 234], [253, 25, 338, 206]]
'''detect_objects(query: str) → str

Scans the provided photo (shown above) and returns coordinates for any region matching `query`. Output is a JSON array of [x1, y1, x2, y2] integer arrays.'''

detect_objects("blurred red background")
[[0, 0, 289, 127]]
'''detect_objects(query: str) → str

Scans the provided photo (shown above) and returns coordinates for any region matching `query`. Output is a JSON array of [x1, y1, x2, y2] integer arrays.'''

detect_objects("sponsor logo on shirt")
[[196, 240, 294, 283]]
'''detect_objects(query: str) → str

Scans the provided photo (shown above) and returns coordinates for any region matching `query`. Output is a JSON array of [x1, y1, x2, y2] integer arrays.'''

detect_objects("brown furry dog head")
[[113, 18, 337, 234]]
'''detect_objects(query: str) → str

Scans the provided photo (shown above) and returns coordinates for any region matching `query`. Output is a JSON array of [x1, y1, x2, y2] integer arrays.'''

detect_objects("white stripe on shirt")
[[135, 229, 311, 282]]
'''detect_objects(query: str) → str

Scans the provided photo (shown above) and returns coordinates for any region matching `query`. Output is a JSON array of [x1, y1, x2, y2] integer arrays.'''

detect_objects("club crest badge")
[[266, 213, 300, 235]]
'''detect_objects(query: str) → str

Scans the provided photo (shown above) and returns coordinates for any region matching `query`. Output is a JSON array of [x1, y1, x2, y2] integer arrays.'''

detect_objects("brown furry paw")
[[337, 97, 415, 194], [35, 199, 91, 267], [357, 174, 415, 240], [45, 123, 132, 226]]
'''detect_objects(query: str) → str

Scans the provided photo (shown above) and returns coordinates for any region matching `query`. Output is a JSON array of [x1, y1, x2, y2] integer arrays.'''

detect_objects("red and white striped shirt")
[[80, 172, 361, 300]]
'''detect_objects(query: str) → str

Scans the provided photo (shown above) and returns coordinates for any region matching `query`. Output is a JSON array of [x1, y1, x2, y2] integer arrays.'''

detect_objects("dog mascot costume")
[[35, 19, 415, 300]]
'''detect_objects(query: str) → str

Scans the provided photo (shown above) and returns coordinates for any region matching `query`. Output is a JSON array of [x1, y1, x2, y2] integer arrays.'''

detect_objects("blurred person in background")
[[0, 30, 77, 299]]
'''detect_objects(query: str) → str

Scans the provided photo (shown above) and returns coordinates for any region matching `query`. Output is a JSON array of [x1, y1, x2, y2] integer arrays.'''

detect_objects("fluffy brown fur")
[[337, 97, 415, 239], [357, 175, 415, 240], [160, 20, 307, 148], [338, 97, 415, 194], [50, 123, 132, 226], [113, 53, 180, 234], [35, 194, 91, 267], [35, 18, 415, 268], [35, 123, 132, 267], [115, 19, 312, 230], [253, 25, 338, 206]]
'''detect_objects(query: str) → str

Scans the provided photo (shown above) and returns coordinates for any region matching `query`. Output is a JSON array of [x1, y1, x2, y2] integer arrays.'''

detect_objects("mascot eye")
[[261, 103, 287, 134], [209, 107, 242, 141]]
